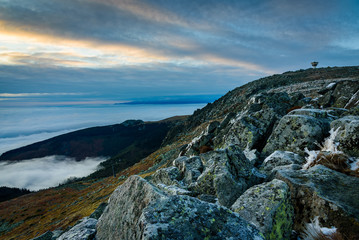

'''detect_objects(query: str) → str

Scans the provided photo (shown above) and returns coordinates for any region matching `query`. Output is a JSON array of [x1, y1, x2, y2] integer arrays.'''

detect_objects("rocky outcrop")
[[260, 151, 305, 177], [193, 145, 259, 207], [96, 175, 264, 240], [96, 175, 166, 240], [214, 92, 295, 151], [141, 195, 264, 240], [231, 179, 293, 240], [331, 116, 359, 157], [262, 109, 331, 156], [57, 217, 97, 240], [275, 165, 359, 239], [317, 80, 359, 108]]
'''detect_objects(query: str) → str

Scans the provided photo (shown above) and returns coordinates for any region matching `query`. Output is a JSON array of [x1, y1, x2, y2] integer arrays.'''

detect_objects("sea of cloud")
[[0, 156, 106, 191]]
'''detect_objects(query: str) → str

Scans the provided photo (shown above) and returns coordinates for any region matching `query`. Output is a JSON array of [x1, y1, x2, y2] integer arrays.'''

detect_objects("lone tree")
[[311, 61, 318, 68]]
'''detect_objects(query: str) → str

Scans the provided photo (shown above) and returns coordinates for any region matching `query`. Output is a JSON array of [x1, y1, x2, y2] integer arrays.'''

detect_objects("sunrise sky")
[[0, 0, 358, 104]]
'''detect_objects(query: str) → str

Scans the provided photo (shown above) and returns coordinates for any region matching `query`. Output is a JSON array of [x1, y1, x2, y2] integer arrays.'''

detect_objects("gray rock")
[[156, 184, 192, 196], [173, 156, 203, 185], [331, 116, 359, 157], [150, 166, 182, 186], [58, 217, 97, 240], [275, 165, 359, 239], [263, 113, 330, 156], [206, 121, 220, 134], [140, 195, 265, 240], [243, 149, 260, 165], [89, 202, 108, 220], [214, 92, 293, 151], [96, 175, 166, 240], [261, 151, 305, 176], [231, 179, 293, 240], [194, 145, 255, 207]]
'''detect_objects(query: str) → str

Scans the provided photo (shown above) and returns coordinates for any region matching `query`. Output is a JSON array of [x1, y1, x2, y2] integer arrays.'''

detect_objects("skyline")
[[0, 0, 359, 105]]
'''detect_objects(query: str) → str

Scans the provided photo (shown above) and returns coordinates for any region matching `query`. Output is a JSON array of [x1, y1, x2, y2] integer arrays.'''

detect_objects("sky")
[[1, 0, 358, 106]]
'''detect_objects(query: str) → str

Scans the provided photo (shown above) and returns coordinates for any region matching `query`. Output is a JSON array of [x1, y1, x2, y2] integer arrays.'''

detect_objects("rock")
[[231, 179, 293, 240], [260, 151, 305, 176], [214, 92, 293, 151], [156, 184, 192, 196], [58, 217, 97, 240], [150, 166, 182, 186], [263, 112, 330, 156], [206, 121, 220, 134], [193, 145, 255, 207], [275, 165, 359, 239], [31, 231, 53, 240], [89, 202, 108, 220], [173, 156, 203, 185], [345, 89, 359, 109], [331, 116, 359, 157], [96, 175, 166, 240], [140, 195, 265, 240], [243, 149, 260, 165], [317, 80, 359, 108]]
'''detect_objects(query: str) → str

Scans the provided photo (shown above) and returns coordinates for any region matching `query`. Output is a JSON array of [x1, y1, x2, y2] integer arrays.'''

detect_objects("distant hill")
[[0, 117, 186, 164]]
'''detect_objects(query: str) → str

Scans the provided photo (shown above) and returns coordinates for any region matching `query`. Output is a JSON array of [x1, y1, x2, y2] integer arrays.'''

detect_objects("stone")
[[331, 116, 359, 157], [173, 156, 203, 185], [193, 145, 255, 207], [275, 165, 359, 239], [263, 113, 330, 156], [96, 175, 166, 240], [150, 166, 182, 186], [140, 195, 265, 240], [231, 179, 293, 240], [261, 151, 305, 176], [57, 217, 97, 240], [214, 92, 293, 151]]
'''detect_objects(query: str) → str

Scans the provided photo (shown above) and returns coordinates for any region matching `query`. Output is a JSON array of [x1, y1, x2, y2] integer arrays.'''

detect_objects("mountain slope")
[[0, 117, 185, 163], [1, 66, 359, 240]]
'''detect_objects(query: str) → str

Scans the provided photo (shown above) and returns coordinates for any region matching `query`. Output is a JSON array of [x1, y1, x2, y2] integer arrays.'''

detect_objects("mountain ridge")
[[1, 66, 359, 240]]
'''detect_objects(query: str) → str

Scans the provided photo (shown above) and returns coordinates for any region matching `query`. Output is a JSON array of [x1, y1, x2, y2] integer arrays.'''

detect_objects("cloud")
[[0, 156, 106, 191]]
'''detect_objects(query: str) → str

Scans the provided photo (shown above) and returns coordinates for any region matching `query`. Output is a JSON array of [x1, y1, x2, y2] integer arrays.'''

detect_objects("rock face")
[[141, 195, 264, 240], [193, 145, 256, 207], [96, 175, 166, 240], [231, 179, 293, 240], [96, 175, 264, 240], [260, 151, 305, 176], [214, 92, 294, 151], [58, 217, 97, 240], [275, 165, 359, 239], [263, 110, 331, 156], [331, 116, 359, 157]]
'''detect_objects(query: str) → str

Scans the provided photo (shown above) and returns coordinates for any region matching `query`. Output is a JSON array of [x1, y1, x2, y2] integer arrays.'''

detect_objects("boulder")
[[193, 145, 257, 207], [263, 112, 330, 156], [260, 151, 305, 176], [173, 156, 203, 185], [214, 92, 293, 151], [140, 195, 265, 240], [96, 175, 166, 240], [331, 116, 359, 157], [57, 217, 97, 240], [150, 166, 182, 187], [231, 179, 293, 240], [275, 165, 359, 239]]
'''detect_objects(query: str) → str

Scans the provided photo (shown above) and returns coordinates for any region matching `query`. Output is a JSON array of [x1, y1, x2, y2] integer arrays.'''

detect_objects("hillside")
[[1, 66, 359, 240], [0, 118, 185, 162]]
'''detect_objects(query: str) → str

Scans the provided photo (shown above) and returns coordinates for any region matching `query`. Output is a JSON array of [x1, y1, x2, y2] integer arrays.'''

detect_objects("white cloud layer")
[[0, 156, 106, 191]]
